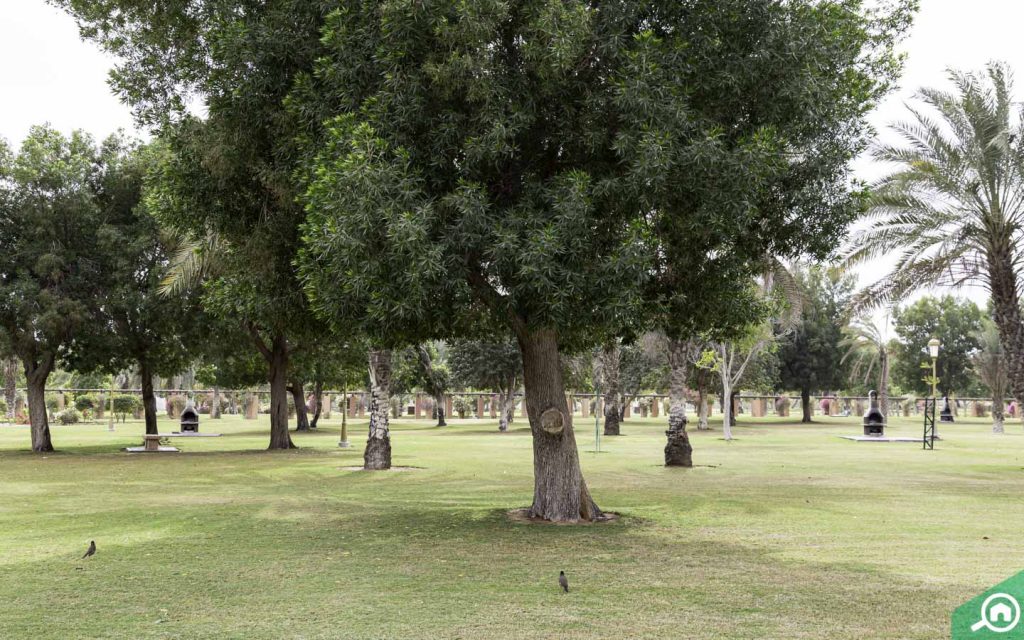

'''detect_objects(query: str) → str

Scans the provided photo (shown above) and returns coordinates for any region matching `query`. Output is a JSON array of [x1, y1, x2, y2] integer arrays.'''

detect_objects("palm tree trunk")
[[879, 350, 890, 423], [364, 349, 392, 470], [988, 239, 1024, 402], [665, 337, 693, 466]]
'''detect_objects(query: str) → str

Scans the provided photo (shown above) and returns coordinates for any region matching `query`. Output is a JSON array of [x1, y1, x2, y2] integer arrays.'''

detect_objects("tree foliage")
[[891, 296, 983, 396]]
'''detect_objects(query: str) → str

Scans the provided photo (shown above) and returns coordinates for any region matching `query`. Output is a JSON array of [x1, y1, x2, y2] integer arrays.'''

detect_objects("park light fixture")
[[928, 338, 941, 359]]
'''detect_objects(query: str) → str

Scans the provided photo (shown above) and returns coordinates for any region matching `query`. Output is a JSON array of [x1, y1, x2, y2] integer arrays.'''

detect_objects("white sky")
[[1, 0, 1020, 312]]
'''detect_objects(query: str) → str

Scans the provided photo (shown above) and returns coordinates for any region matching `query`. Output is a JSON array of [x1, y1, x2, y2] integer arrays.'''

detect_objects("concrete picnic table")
[[125, 432, 223, 453]]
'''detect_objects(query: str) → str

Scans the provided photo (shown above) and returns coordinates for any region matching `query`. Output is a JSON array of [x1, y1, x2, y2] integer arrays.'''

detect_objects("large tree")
[[778, 265, 852, 422], [0, 127, 106, 451], [627, 0, 915, 459], [56, 0, 333, 450], [843, 63, 1024, 402], [297, 0, 912, 519], [63, 138, 206, 435], [891, 296, 983, 397]]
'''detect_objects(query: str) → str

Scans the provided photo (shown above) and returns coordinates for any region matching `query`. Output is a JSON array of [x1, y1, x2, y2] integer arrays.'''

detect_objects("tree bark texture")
[[310, 380, 323, 429], [601, 341, 621, 436], [3, 357, 16, 421], [24, 354, 54, 452], [290, 378, 310, 432], [516, 327, 600, 522], [364, 349, 392, 470], [801, 388, 812, 423], [665, 337, 693, 466], [992, 390, 1005, 434], [140, 362, 158, 436], [697, 385, 709, 430], [988, 239, 1024, 403], [433, 393, 446, 427], [499, 385, 516, 432], [267, 335, 295, 449], [721, 380, 734, 441], [878, 349, 890, 423], [211, 387, 222, 419]]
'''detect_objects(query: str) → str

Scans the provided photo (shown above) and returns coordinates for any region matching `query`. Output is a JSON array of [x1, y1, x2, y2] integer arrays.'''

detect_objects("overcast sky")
[[1, 0, 1021, 314]]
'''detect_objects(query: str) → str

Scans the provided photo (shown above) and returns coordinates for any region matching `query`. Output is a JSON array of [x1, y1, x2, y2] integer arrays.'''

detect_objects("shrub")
[[112, 394, 141, 422], [46, 393, 62, 413], [452, 395, 474, 419], [56, 409, 82, 425], [74, 394, 97, 419], [166, 395, 187, 418]]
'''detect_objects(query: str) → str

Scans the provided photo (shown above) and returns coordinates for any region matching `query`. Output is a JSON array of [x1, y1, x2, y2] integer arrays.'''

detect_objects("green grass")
[[1, 411, 1022, 639]]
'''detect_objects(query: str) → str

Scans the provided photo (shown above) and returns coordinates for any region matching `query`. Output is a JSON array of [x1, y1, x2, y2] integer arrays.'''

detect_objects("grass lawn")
[[1, 410, 1022, 639]]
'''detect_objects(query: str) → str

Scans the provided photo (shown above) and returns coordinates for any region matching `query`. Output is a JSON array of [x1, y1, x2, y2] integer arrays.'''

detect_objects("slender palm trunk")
[[24, 354, 55, 452], [992, 389, 1005, 434], [516, 327, 600, 522], [365, 349, 392, 470], [988, 239, 1024, 403], [878, 349, 890, 423], [665, 337, 693, 467], [601, 342, 621, 436]]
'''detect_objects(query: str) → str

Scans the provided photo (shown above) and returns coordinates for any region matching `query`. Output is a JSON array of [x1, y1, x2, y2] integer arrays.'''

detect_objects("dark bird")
[[558, 570, 569, 593], [82, 541, 96, 559]]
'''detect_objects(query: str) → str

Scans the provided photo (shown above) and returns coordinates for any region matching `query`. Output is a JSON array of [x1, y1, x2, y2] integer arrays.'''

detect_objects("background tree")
[[58, 0, 332, 450], [842, 63, 1024, 402], [841, 316, 893, 419], [63, 138, 205, 435], [778, 265, 852, 422], [0, 127, 106, 451], [595, 341, 622, 437], [891, 296, 983, 397], [449, 339, 522, 433], [973, 318, 1009, 433]]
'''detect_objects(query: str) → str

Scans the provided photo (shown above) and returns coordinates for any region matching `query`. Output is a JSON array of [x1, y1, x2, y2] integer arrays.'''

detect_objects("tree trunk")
[[3, 357, 16, 421], [499, 385, 516, 432], [801, 388, 812, 423], [24, 354, 55, 452], [988, 239, 1024, 403], [211, 387, 222, 419], [729, 390, 739, 427], [290, 378, 310, 432], [267, 335, 295, 449], [665, 337, 693, 467], [721, 379, 734, 441], [992, 390, 1005, 434], [140, 362, 158, 436], [878, 349, 890, 423], [697, 384, 709, 430], [601, 341, 621, 436], [516, 327, 601, 522], [433, 393, 446, 427], [364, 349, 392, 470], [310, 380, 323, 429]]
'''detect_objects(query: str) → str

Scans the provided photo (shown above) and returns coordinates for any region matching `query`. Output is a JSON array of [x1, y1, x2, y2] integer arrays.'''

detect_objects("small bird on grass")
[[82, 541, 96, 559], [558, 570, 569, 593]]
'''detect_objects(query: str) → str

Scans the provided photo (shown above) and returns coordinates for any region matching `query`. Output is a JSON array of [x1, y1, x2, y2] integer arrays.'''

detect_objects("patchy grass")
[[1, 410, 1022, 638]]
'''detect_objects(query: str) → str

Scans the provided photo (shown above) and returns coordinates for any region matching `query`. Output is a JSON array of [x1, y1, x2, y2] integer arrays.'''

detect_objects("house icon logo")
[[954, 573, 1024, 638]]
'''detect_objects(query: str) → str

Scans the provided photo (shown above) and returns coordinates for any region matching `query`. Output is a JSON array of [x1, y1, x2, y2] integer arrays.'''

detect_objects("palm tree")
[[840, 317, 890, 421], [973, 319, 1009, 434], [843, 62, 1024, 402]]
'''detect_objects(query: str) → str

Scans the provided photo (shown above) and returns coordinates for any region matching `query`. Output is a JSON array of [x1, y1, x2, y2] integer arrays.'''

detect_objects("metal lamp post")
[[924, 338, 940, 446], [928, 338, 940, 398]]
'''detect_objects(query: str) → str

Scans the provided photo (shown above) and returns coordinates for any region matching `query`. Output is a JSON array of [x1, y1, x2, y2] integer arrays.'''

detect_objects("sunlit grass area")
[[1, 412, 1022, 639]]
